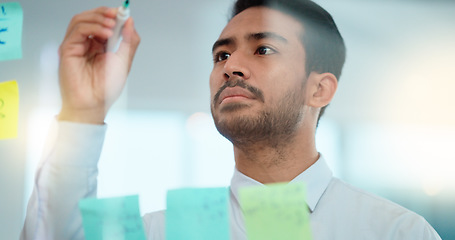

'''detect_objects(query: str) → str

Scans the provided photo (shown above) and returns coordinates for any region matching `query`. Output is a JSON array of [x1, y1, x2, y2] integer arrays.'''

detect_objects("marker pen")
[[107, 0, 130, 52]]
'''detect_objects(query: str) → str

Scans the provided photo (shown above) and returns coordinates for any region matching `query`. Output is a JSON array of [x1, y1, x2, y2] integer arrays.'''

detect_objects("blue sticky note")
[[166, 187, 230, 240], [0, 2, 23, 61], [239, 182, 312, 240], [79, 195, 146, 240]]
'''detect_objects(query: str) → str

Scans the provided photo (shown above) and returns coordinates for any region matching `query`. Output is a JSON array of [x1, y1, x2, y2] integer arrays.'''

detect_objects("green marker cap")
[[123, 0, 129, 9]]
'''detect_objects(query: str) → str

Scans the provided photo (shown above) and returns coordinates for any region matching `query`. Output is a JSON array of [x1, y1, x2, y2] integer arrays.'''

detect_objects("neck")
[[233, 126, 319, 184]]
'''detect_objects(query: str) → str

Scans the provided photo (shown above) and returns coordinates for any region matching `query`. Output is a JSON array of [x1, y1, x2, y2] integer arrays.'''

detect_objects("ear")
[[306, 72, 338, 108]]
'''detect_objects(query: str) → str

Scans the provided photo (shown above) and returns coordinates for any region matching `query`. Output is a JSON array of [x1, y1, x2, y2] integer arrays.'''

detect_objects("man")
[[21, 0, 441, 239]]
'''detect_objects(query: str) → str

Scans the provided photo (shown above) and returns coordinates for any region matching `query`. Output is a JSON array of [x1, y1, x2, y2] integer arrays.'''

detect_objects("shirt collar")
[[230, 154, 333, 212]]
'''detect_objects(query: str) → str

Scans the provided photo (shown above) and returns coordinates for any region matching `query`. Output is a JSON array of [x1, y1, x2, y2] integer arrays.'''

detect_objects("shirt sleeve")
[[393, 212, 442, 240], [20, 120, 107, 240], [421, 218, 442, 240]]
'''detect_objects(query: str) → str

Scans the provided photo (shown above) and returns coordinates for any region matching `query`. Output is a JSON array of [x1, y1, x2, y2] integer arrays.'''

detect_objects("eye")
[[255, 46, 275, 55], [214, 51, 231, 63]]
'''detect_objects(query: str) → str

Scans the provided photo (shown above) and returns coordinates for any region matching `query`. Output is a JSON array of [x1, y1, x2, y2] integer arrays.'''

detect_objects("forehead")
[[219, 6, 304, 43]]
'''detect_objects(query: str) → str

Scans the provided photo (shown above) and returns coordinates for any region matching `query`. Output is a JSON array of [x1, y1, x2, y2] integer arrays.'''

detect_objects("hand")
[[58, 7, 140, 124]]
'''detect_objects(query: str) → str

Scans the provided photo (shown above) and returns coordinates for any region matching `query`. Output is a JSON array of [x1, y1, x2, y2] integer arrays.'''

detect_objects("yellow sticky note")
[[0, 80, 19, 139]]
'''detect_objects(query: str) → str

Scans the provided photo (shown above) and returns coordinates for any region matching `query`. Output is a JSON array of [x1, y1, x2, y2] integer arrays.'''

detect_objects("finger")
[[60, 22, 113, 57], [63, 7, 117, 41], [63, 7, 116, 41], [87, 37, 107, 58], [117, 18, 141, 71], [92, 35, 107, 45]]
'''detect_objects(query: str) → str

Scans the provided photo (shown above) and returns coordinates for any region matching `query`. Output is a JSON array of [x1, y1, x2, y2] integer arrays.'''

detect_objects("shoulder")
[[327, 178, 411, 213], [314, 178, 441, 239], [326, 178, 421, 221]]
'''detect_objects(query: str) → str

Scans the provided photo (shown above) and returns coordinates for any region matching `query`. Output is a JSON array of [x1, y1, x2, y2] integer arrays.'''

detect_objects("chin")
[[211, 103, 258, 130], [219, 102, 253, 113]]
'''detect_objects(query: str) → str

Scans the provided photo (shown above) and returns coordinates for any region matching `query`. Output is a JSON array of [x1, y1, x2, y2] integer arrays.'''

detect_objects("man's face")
[[210, 7, 308, 145]]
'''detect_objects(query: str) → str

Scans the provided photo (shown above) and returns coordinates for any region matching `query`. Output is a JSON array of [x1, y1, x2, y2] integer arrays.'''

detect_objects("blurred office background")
[[1, 0, 454, 239]]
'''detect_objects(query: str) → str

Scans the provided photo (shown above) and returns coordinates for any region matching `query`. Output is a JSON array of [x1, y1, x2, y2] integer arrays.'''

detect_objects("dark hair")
[[232, 0, 346, 125]]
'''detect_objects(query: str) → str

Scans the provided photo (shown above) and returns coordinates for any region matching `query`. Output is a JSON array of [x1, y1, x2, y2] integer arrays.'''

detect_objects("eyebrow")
[[212, 32, 288, 53], [248, 32, 288, 43], [212, 38, 234, 53]]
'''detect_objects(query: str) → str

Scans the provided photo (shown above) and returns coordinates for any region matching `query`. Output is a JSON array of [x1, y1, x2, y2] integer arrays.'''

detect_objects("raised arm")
[[58, 6, 140, 124], [20, 7, 140, 240]]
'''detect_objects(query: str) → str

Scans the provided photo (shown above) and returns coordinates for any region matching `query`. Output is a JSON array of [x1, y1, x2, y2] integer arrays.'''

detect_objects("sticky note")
[[0, 2, 23, 61], [0, 80, 19, 139], [239, 182, 312, 240], [79, 195, 146, 240], [166, 187, 230, 240]]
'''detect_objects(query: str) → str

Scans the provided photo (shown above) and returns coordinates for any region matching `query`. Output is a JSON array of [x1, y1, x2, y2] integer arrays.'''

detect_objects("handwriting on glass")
[[242, 184, 307, 226], [83, 209, 144, 236], [79, 195, 146, 240], [0, 98, 5, 118], [166, 187, 230, 240], [0, 5, 7, 45]]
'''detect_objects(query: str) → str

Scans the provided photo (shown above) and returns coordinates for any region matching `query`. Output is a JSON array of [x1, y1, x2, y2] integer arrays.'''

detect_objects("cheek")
[[265, 67, 292, 91], [209, 70, 220, 99]]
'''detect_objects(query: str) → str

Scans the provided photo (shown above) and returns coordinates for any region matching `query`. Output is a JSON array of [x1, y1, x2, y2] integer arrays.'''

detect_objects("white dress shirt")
[[21, 121, 441, 240]]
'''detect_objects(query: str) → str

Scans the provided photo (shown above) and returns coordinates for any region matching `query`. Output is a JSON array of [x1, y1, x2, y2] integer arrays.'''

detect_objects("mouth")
[[219, 87, 256, 104], [213, 80, 265, 107]]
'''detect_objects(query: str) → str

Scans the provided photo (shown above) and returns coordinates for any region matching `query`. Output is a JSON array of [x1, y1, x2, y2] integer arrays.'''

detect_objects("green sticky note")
[[166, 187, 230, 240], [79, 195, 146, 240], [0, 80, 19, 139], [239, 182, 312, 240], [0, 2, 23, 61]]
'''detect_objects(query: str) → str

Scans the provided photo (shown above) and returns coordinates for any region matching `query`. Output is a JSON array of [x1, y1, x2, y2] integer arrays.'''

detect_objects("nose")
[[223, 51, 251, 81]]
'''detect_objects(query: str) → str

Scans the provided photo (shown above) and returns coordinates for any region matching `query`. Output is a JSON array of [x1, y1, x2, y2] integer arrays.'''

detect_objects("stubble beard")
[[212, 88, 305, 149]]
